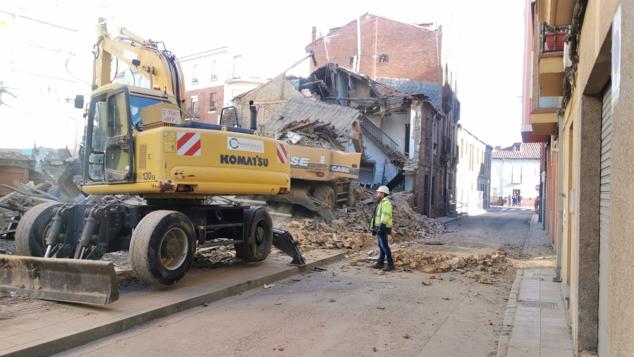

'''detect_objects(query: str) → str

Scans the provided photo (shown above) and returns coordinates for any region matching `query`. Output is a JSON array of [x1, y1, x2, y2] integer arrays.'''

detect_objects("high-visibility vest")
[[369, 197, 393, 231]]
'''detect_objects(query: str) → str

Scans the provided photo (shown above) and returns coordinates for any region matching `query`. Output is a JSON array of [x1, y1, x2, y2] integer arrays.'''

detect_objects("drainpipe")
[[554, 132, 564, 282], [356, 16, 362, 72], [427, 114, 437, 216]]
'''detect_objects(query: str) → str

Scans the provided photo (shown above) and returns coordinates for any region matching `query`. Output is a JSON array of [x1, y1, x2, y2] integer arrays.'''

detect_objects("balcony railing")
[[541, 23, 567, 53]]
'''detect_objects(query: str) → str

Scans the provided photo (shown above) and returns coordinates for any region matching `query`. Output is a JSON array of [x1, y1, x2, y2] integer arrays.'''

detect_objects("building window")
[[232, 55, 242, 79], [210, 60, 217, 81], [404, 123, 410, 157], [191, 64, 199, 84], [190, 95, 199, 116], [349, 56, 355, 66], [208, 93, 217, 112], [377, 53, 389, 63]]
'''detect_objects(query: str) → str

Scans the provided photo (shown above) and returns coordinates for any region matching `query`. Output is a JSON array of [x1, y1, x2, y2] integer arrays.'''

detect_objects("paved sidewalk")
[[497, 215, 574, 357]]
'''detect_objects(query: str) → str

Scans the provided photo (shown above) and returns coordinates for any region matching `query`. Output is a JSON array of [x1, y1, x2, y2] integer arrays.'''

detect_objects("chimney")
[[311, 26, 317, 42]]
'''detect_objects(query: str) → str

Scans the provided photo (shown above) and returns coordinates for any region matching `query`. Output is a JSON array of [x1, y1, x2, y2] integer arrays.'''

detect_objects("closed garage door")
[[598, 85, 613, 356]]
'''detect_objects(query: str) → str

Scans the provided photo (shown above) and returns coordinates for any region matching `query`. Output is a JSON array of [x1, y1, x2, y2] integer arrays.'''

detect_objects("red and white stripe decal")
[[276, 142, 288, 164], [177, 132, 202, 156]]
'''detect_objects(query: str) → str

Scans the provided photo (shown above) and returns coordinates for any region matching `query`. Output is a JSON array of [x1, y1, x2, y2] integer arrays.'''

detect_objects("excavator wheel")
[[311, 184, 336, 209], [15, 202, 61, 257], [129, 210, 196, 286], [235, 207, 273, 262]]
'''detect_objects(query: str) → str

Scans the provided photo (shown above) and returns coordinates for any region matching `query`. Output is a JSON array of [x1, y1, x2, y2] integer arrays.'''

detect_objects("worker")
[[369, 185, 394, 271]]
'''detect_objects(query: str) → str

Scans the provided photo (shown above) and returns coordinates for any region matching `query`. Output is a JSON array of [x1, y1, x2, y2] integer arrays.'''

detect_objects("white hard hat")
[[376, 186, 390, 195]]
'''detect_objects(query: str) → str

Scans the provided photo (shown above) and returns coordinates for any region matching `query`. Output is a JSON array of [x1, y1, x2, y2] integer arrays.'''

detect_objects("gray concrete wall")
[[607, 2, 634, 355], [570, 96, 601, 352]]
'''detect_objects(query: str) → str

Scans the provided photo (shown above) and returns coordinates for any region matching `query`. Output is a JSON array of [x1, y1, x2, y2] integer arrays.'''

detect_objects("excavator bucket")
[[0, 255, 119, 305], [272, 229, 306, 266]]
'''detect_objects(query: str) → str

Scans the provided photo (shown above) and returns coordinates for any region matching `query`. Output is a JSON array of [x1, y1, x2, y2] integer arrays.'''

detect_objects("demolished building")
[[233, 63, 456, 217]]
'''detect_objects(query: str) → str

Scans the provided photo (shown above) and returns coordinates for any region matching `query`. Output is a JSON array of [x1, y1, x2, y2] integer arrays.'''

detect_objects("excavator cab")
[[83, 85, 170, 186], [85, 88, 134, 184]]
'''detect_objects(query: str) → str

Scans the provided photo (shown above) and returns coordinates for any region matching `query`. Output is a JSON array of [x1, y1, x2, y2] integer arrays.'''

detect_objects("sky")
[[0, 0, 525, 150]]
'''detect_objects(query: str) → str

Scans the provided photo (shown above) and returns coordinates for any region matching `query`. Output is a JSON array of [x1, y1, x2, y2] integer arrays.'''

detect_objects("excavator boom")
[[93, 18, 186, 108]]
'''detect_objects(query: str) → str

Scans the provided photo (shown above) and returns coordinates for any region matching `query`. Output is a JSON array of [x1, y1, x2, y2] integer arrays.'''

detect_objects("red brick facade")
[[306, 14, 442, 83], [184, 85, 224, 124]]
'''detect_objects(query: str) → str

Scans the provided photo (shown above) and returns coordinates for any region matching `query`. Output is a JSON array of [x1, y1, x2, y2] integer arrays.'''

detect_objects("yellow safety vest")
[[369, 196, 393, 231]]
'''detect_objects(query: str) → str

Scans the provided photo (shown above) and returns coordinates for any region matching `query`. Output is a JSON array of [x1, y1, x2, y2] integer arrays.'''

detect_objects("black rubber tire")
[[235, 208, 273, 262], [129, 210, 196, 286], [311, 184, 336, 209], [15, 202, 60, 256]]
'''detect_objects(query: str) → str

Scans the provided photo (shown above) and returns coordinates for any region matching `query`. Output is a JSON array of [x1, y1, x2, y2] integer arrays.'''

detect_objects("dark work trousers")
[[377, 231, 393, 265]]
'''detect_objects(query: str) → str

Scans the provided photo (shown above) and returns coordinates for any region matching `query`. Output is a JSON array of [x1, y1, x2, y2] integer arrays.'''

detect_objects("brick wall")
[[307, 15, 442, 83], [184, 85, 225, 124]]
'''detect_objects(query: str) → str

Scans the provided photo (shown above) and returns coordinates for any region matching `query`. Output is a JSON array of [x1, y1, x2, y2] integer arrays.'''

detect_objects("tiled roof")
[[492, 143, 542, 159]]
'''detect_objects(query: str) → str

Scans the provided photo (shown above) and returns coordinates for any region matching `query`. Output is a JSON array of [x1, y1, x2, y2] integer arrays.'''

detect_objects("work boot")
[[382, 264, 394, 272], [372, 262, 384, 269]]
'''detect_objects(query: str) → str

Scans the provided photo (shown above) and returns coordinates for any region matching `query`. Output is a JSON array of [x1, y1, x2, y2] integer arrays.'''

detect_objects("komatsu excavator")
[[0, 19, 304, 305]]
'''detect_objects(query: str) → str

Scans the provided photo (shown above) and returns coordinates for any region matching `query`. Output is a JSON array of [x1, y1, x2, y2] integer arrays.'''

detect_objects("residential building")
[[456, 125, 492, 214], [304, 14, 460, 217], [0, 8, 86, 150], [179, 47, 265, 124], [490, 143, 542, 207], [522, 0, 634, 354], [520, 0, 564, 247], [306, 13, 442, 83]]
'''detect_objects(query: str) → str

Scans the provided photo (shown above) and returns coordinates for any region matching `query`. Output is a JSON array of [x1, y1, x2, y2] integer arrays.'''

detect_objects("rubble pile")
[[388, 249, 509, 284], [274, 119, 345, 150], [192, 245, 240, 268], [0, 148, 82, 239], [0, 182, 62, 238], [277, 191, 444, 251]]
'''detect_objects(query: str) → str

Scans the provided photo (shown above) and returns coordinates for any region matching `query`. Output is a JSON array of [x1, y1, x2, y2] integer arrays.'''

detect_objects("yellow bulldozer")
[[0, 20, 304, 305]]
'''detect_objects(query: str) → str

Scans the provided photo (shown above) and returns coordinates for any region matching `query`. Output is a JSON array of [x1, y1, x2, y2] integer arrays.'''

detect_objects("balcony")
[[538, 0, 574, 27], [538, 23, 567, 97]]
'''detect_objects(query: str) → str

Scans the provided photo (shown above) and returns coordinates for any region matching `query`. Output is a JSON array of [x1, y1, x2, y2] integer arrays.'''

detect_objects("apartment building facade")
[[180, 47, 264, 124], [456, 125, 492, 214], [522, 0, 634, 354], [490, 143, 542, 208]]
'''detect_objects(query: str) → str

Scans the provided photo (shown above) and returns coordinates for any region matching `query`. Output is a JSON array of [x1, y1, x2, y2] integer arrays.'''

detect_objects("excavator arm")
[[93, 18, 186, 108]]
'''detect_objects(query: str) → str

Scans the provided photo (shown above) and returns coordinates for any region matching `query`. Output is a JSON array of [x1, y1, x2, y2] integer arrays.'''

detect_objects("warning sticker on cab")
[[161, 108, 182, 124]]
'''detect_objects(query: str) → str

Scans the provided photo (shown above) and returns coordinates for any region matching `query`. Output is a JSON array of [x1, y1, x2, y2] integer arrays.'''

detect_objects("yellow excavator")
[[0, 19, 304, 305], [263, 144, 361, 220], [220, 107, 362, 220]]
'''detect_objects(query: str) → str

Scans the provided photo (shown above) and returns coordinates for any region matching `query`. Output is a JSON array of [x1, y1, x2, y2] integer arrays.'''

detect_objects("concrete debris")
[[276, 191, 444, 252], [388, 249, 508, 282], [0, 182, 62, 239], [275, 120, 345, 150]]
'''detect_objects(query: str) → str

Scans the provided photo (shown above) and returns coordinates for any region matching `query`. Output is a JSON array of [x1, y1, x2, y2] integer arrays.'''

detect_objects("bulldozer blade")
[[0, 254, 119, 305], [272, 229, 306, 266]]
